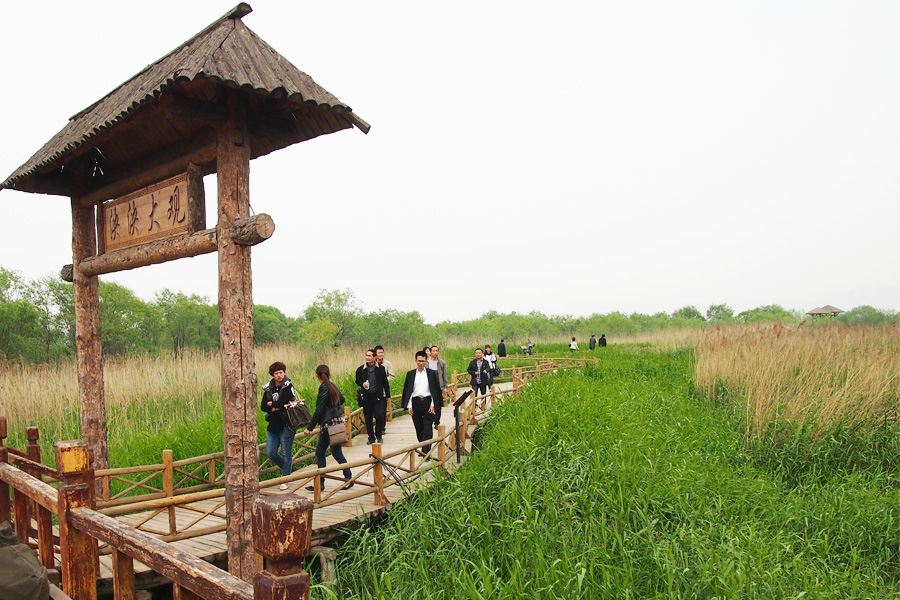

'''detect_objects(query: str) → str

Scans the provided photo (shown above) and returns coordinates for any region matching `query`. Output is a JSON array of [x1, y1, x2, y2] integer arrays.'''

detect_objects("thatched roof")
[[806, 305, 845, 316], [1, 3, 369, 198]]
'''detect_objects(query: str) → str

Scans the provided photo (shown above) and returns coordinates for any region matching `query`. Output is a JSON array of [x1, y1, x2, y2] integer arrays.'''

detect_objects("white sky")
[[1, 1, 897, 324]]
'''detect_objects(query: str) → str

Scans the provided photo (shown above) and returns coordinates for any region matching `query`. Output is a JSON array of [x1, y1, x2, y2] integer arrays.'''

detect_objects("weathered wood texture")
[[60, 214, 273, 281], [71, 200, 109, 476], [56, 441, 99, 600], [252, 496, 312, 599], [217, 91, 260, 582], [186, 162, 206, 234]]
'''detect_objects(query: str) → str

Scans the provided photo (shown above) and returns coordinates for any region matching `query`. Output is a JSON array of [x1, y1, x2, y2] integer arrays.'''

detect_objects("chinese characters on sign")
[[103, 173, 190, 252]]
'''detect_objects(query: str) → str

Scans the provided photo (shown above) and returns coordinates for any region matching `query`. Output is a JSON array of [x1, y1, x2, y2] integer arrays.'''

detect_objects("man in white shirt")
[[401, 350, 444, 454]]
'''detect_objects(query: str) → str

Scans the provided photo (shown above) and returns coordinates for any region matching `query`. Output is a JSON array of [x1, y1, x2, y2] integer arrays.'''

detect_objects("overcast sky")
[[1, 1, 897, 324]]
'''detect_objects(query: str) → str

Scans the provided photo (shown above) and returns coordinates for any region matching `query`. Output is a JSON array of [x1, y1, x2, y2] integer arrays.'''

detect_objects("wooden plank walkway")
[[90, 382, 513, 591]]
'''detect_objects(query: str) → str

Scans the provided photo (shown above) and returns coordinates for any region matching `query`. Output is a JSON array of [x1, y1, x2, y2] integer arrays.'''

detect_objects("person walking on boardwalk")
[[468, 348, 493, 397], [260, 361, 297, 486], [569, 337, 578, 352], [484, 344, 499, 378], [599, 333, 607, 348], [356, 349, 391, 444], [497, 339, 507, 357], [305, 364, 353, 492], [402, 350, 444, 455], [589, 334, 597, 350], [375, 345, 395, 382], [428, 345, 449, 430]]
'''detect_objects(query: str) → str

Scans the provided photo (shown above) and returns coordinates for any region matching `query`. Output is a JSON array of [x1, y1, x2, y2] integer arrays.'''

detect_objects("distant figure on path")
[[402, 350, 443, 455], [375, 345, 395, 382], [260, 361, 297, 487], [599, 334, 607, 348], [305, 364, 352, 491], [497, 339, 507, 357], [589, 334, 597, 350], [527, 339, 535, 355], [356, 349, 391, 444], [569, 337, 578, 352], [428, 345, 449, 429], [468, 348, 493, 396]]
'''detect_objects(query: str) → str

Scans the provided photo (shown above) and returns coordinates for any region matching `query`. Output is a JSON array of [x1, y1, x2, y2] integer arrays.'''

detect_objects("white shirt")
[[412, 368, 434, 407]]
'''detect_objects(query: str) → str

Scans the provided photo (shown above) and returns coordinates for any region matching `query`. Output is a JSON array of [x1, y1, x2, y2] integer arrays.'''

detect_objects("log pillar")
[[217, 90, 260, 582], [55, 440, 98, 600], [71, 199, 110, 478], [252, 496, 313, 600]]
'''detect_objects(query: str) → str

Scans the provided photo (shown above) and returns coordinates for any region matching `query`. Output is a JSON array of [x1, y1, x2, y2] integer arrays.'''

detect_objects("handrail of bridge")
[[0, 430, 316, 600], [1, 360, 568, 548]]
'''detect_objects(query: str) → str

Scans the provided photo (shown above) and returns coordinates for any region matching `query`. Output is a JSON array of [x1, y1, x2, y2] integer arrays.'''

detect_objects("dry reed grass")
[[0, 343, 421, 441], [694, 322, 899, 436]]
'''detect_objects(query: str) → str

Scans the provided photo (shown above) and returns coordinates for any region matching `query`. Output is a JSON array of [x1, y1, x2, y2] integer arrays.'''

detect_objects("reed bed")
[[694, 323, 900, 437]]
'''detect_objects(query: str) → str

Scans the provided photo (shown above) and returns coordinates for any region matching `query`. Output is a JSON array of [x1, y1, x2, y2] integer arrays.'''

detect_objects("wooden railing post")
[[163, 449, 177, 535], [55, 440, 98, 600], [344, 407, 353, 447], [386, 395, 393, 422], [372, 444, 387, 506], [451, 371, 458, 400], [24, 426, 55, 570], [437, 425, 446, 470], [112, 549, 136, 600], [0, 417, 9, 525], [252, 495, 313, 600]]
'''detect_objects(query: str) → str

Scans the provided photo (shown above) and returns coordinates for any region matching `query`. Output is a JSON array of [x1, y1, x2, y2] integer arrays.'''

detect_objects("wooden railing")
[[0, 423, 317, 600]]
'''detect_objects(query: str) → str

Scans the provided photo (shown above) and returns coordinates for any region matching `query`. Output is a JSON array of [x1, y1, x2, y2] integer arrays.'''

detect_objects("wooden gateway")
[[0, 3, 368, 582]]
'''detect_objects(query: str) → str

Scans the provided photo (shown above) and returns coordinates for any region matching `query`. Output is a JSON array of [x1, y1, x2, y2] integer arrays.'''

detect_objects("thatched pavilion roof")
[[806, 305, 845, 316], [1, 3, 369, 198]]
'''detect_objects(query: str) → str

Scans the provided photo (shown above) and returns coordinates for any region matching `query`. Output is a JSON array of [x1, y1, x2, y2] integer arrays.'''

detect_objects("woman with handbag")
[[305, 364, 353, 491], [260, 361, 297, 490]]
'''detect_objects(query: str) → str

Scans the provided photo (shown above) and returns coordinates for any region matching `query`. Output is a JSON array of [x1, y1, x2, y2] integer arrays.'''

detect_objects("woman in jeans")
[[260, 361, 296, 489], [305, 364, 353, 491]]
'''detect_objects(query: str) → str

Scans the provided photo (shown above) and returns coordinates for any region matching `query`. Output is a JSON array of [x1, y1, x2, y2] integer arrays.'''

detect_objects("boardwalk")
[[89, 381, 515, 592]]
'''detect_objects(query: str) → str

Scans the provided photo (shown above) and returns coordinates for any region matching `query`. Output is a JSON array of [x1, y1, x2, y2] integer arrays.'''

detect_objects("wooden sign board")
[[102, 173, 191, 253]]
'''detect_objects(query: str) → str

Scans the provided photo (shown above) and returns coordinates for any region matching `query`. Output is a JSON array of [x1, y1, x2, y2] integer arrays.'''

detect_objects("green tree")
[[706, 303, 735, 323], [303, 289, 360, 345], [672, 305, 706, 322], [297, 318, 339, 352], [254, 305, 293, 345], [99, 282, 162, 356], [155, 290, 219, 357], [737, 304, 800, 323]]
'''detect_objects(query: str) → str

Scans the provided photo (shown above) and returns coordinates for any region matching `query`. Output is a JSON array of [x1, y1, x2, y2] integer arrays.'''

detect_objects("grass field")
[[324, 346, 899, 599]]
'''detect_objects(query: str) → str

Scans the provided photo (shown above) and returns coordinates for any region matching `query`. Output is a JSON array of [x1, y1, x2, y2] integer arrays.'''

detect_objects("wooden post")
[[451, 371, 458, 400], [163, 449, 176, 535], [112, 549, 136, 600], [55, 440, 98, 600], [0, 418, 8, 524], [24, 427, 55, 569], [251, 496, 313, 600], [344, 407, 352, 447], [372, 444, 387, 505], [437, 425, 446, 469], [386, 395, 392, 422], [71, 199, 110, 484], [217, 89, 260, 582]]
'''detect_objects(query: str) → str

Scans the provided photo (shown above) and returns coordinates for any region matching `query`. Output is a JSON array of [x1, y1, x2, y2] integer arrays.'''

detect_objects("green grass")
[[324, 347, 899, 599]]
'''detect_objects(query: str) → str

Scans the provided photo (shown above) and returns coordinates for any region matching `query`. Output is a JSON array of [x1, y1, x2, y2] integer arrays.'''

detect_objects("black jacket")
[[401, 368, 444, 410], [260, 377, 296, 434], [307, 383, 345, 431], [497, 342, 506, 357], [467, 358, 494, 387], [355, 363, 391, 401]]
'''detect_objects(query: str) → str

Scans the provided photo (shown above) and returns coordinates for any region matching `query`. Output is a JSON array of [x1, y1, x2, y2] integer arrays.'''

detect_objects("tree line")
[[0, 266, 895, 364]]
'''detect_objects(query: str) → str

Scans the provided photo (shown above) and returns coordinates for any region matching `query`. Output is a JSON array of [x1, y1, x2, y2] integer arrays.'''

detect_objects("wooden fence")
[[0, 358, 569, 598]]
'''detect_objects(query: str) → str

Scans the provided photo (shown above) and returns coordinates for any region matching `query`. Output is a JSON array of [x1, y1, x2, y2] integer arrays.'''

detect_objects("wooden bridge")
[[0, 357, 598, 599]]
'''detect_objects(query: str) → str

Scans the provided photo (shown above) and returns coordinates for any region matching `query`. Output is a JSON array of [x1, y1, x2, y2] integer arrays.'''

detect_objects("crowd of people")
[[260, 336, 608, 489]]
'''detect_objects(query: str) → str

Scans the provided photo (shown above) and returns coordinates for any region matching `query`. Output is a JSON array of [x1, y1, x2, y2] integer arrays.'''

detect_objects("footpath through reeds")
[[327, 347, 898, 599]]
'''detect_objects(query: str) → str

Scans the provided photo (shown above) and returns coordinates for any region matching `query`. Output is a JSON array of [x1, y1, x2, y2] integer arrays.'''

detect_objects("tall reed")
[[694, 323, 899, 437]]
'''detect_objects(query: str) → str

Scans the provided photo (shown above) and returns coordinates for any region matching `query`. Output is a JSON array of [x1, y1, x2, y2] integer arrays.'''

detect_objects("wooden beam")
[[217, 89, 260, 583], [186, 162, 206, 234], [77, 134, 217, 207], [60, 214, 274, 280], [71, 200, 110, 477]]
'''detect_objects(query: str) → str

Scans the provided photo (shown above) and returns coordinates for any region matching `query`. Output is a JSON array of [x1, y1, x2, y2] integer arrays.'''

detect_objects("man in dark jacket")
[[497, 339, 507, 357], [356, 348, 391, 444], [402, 350, 444, 454], [468, 348, 493, 396]]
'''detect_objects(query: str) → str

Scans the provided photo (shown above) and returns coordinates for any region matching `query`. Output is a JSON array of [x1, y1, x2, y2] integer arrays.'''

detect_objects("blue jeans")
[[266, 427, 295, 477], [315, 430, 352, 486]]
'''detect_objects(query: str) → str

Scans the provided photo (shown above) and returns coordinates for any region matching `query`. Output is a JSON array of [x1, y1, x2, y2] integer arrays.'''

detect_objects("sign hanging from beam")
[[102, 173, 192, 253]]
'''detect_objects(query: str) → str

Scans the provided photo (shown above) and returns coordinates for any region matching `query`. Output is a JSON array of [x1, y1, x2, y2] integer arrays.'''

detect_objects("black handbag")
[[285, 400, 312, 430]]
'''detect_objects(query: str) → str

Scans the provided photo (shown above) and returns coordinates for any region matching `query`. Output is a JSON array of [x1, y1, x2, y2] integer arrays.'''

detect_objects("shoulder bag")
[[326, 418, 349, 446]]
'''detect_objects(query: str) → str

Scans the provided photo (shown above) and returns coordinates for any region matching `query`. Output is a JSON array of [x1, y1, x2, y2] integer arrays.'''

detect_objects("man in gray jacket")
[[428, 345, 449, 429]]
